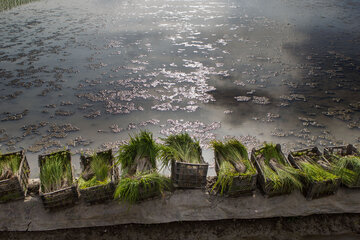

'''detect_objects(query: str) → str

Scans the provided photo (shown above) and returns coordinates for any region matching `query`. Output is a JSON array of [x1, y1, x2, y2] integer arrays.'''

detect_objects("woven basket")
[[324, 144, 360, 188], [0, 150, 30, 203], [288, 147, 340, 200], [251, 144, 294, 197], [214, 151, 257, 197], [171, 153, 208, 188], [79, 149, 119, 204], [38, 150, 78, 210]]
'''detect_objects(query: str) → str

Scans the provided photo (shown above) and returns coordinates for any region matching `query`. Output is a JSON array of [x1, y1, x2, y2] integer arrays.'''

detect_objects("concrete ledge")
[[1, 188, 360, 231]]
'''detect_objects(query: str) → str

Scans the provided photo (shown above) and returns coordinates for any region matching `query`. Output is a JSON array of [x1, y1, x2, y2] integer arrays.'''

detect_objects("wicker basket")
[[171, 153, 208, 188], [324, 144, 360, 188], [0, 150, 30, 203], [214, 152, 257, 197], [38, 150, 78, 210], [251, 144, 294, 197], [79, 149, 119, 204], [288, 147, 340, 200]]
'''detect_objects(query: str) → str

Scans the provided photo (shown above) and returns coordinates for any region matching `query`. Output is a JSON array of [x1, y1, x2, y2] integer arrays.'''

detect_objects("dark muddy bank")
[[1, 214, 359, 240]]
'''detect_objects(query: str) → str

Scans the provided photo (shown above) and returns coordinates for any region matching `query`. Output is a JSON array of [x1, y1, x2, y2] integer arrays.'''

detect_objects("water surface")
[[1, 0, 360, 176]]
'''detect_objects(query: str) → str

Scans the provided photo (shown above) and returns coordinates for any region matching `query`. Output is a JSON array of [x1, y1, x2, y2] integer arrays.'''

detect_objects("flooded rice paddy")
[[1, 0, 360, 177]]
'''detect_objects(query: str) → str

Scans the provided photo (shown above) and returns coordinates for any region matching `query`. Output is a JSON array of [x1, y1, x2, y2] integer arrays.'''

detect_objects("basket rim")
[[39, 184, 76, 196], [288, 146, 331, 169], [172, 159, 208, 166], [78, 181, 113, 192]]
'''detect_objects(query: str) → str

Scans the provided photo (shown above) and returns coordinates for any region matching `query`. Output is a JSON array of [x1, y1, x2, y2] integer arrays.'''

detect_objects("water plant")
[[40, 151, 72, 193], [0, 153, 22, 181], [160, 132, 202, 167], [114, 131, 170, 203], [211, 139, 256, 195], [255, 143, 302, 192], [78, 153, 111, 190]]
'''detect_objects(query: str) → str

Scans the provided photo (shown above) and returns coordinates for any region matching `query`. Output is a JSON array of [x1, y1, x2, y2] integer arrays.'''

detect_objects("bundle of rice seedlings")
[[255, 143, 302, 192], [211, 139, 256, 195], [40, 152, 72, 193], [292, 151, 338, 183], [116, 131, 159, 175], [114, 171, 171, 204], [0, 153, 22, 181], [114, 131, 170, 203], [331, 155, 360, 186], [160, 133, 202, 167], [78, 153, 111, 189]]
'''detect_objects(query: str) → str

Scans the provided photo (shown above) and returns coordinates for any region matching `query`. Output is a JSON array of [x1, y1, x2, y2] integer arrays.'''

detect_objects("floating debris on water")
[[84, 110, 101, 119], [1, 109, 29, 121], [234, 96, 251, 102], [252, 96, 270, 105]]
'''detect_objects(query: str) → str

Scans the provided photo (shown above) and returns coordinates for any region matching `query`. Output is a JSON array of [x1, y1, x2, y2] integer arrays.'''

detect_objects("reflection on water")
[[0, 0, 360, 176]]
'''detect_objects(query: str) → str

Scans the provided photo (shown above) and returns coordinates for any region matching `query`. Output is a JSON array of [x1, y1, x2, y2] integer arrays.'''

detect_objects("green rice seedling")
[[116, 131, 160, 174], [255, 143, 302, 192], [114, 171, 171, 204], [114, 131, 171, 203], [78, 154, 111, 190], [40, 152, 72, 193], [160, 133, 202, 167], [331, 155, 360, 186], [0, 153, 22, 180], [211, 139, 256, 195], [256, 143, 286, 165], [298, 160, 338, 183]]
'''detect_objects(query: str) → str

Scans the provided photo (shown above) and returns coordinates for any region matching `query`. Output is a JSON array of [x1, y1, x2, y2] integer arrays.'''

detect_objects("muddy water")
[[1, 0, 360, 176]]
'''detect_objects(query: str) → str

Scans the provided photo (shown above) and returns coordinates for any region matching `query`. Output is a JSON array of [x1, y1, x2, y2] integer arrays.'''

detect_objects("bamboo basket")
[[171, 151, 208, 188], [251, 144, 294, 197], [79, 149, 119, 204], [0, 150, 30, 203], [38, 150, 78, 210], [288, 147, 340, 200], [214, 151, 257, 197], [324, 144, 360, 188]]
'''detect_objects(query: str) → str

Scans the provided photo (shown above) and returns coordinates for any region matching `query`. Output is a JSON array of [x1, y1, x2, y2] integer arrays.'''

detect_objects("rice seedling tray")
[[79, 149, 119, 204], [214, 152, 257, 197], [171, 155, 208, 189], [288, 147, 340, 200], [38, 150, 78, 210], [324, 144, 360, 188], [0, 150, 30, 203], [251, 144, 293, 197]]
